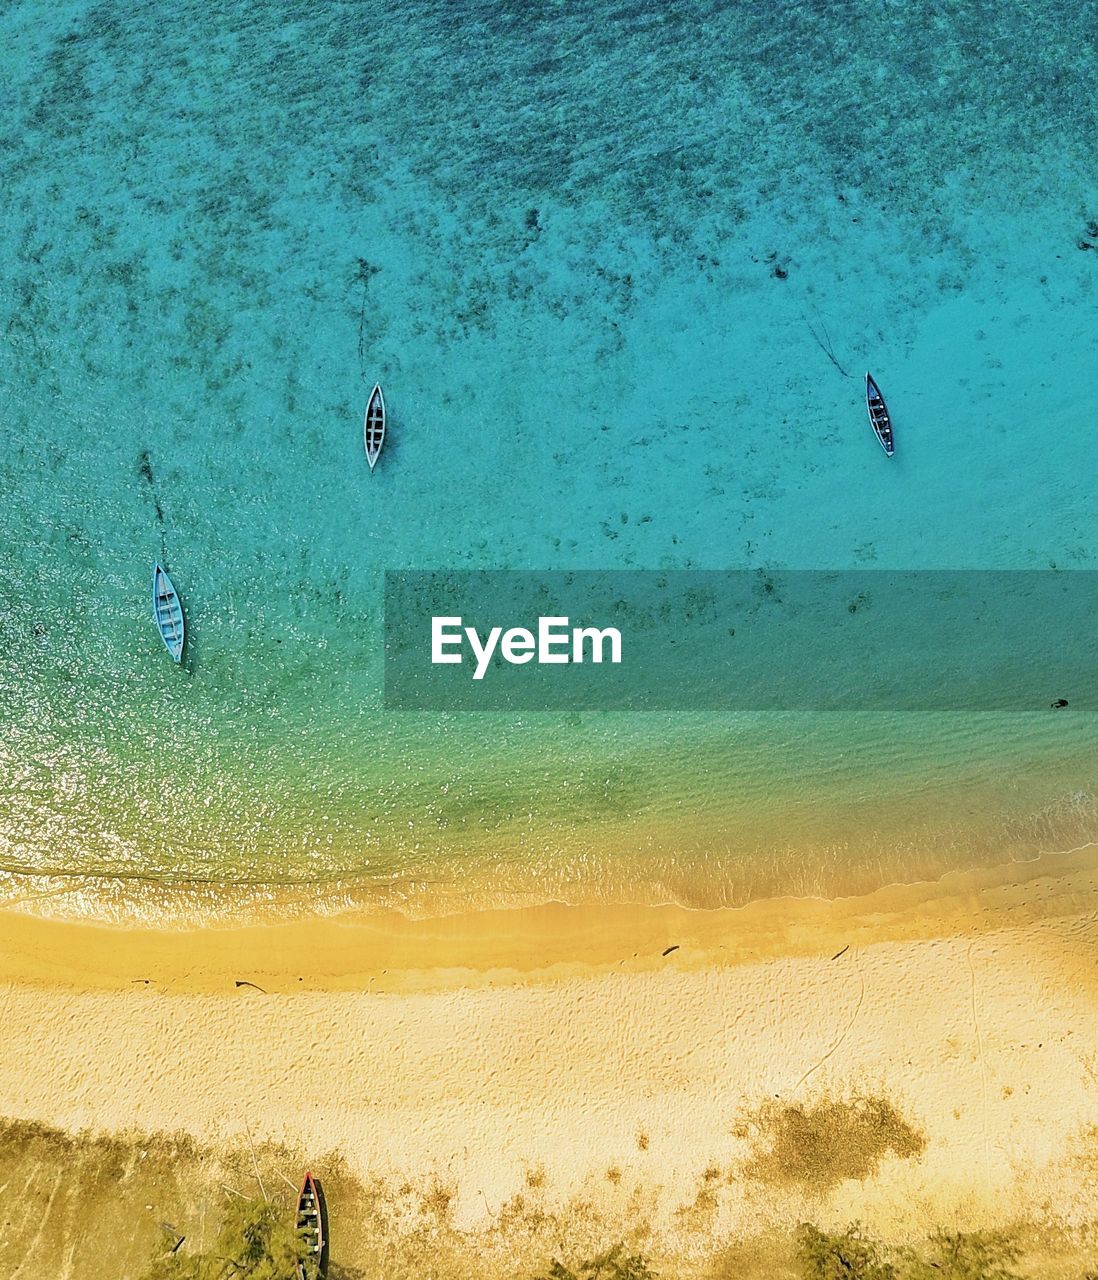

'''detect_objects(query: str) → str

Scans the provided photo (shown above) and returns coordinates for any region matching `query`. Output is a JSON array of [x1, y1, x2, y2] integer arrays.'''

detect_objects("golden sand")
[[0, 845, 1095, 1246], [1, 844, 1095, 995]]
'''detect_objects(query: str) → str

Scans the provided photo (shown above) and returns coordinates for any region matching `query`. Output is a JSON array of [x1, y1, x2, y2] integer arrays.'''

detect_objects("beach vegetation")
[[735, 1093, 926, 1192], [142, 1194, 309, 1280], [0, 1118, 1085, 1280], [794, 1224, 1025, 1280], [896, 1228, 1021, 1280], [795, 1223, 897, 1280], [706, 1224, 1030, 1280], [534, 1244, 657, 1280]]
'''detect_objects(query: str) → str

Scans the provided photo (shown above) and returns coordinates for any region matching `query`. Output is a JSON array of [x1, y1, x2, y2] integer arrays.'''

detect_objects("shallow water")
[[1, 0, 1097, 921]]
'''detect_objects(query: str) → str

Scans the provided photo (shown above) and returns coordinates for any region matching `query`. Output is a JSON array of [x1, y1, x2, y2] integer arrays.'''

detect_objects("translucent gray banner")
[[383, 571, 1097, 711]]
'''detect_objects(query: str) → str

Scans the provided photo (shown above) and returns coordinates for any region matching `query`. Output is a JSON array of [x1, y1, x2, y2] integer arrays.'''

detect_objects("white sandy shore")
[[0, 847, 1095, 1238]]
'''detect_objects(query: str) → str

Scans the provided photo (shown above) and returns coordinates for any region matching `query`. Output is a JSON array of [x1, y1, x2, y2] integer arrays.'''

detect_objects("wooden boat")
[[865, 372, 894, 456], [364, 382, 385, 470], [152, 564, 184, 663], [295, 1172, 327, 1279]]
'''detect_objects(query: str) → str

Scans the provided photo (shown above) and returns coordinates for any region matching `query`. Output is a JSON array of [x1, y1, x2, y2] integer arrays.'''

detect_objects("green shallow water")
[[1, 0, 1097, 921]]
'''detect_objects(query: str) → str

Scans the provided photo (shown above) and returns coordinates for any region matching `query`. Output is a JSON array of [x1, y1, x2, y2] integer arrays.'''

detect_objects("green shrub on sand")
[[535, 1244, 657, 1280], [143, 1195, 310, 1280], [796, 1223, 897, 1280], [794, 1223, 1025, 1280], [897, 1229, 1022, 1280]]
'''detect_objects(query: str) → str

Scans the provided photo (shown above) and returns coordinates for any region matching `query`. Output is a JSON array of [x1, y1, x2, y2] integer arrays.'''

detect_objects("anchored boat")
[[295, 1172, 327, 1279], [364, 382, 385, 469], [865, 372, 894, 456], [152, 564, 184, 663]]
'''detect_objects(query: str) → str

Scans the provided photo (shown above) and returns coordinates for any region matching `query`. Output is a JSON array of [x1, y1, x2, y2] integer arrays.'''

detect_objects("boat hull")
[[865, 372, 895, 456], [364, 383, 385, 470], [295, 1172, 328, 1279], [152, 564, 184, 663]]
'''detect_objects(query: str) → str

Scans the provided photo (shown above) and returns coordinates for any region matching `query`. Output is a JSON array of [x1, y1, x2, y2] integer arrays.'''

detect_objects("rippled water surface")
[[1, 0, 1097, 920]]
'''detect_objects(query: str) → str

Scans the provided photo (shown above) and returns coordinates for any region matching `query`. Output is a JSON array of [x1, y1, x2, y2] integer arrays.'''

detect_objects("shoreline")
[[0, 843, 1093, 994]]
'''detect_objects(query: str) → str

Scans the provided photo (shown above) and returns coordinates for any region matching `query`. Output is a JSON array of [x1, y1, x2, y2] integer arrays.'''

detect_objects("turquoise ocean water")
[[1, 1, 1097, 921]]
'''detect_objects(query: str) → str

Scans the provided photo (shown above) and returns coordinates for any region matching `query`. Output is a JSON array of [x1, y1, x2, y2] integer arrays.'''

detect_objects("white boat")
[[152, 564, 184, 663], [364, 383, 385, 470]]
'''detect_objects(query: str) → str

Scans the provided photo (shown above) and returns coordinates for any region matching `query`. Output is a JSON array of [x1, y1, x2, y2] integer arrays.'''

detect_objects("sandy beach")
[[5, 1, 1098, 1275], [1, 847, 1095, 1276]]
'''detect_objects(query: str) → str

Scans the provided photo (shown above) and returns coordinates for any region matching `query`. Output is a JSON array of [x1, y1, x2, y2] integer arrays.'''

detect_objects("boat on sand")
[[295, 1171, 327, 1279]]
